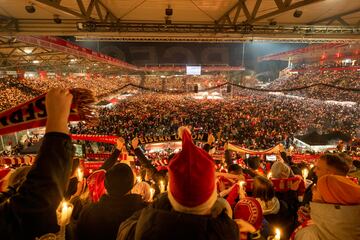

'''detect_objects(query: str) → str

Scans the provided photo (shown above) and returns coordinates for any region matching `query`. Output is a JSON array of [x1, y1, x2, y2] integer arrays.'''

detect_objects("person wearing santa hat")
[[117, 127, 239, 240]]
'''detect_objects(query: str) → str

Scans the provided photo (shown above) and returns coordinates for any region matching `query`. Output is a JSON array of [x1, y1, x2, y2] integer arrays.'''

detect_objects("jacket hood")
[[310, 202, 360, 240], [133, 195, 239, 240]]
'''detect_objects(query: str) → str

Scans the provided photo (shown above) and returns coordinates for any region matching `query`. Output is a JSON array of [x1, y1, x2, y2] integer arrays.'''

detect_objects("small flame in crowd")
[[274, 228, 281, 240], [159, 180, 165, 193], [150, 187, 155, 201], [136, 176, 142, 183], [77, 168, 83, 182], [302, 168, 309, 180]]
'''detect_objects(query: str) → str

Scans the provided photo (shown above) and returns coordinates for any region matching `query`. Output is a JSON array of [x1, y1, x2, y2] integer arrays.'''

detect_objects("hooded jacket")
[[117, 194, 239, 240], [295, 202, 360, 240]]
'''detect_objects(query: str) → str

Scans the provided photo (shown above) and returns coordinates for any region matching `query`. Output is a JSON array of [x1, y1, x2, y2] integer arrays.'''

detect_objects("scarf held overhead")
[[0, 88, 97, 135]]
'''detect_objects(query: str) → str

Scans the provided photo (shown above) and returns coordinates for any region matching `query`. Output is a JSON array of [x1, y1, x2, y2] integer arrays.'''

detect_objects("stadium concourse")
[[0, 0, 360, 240]]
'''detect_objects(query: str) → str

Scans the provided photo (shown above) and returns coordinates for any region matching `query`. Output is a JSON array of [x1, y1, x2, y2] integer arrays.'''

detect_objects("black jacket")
[[76, 193, 147, 240], [118, 194, 239, 240], [0, 132, 73, 240]]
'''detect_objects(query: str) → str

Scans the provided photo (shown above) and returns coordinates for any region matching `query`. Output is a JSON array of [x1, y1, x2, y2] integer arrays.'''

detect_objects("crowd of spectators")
[[268, 70, 360, 102], [71, 92, 359, 150]]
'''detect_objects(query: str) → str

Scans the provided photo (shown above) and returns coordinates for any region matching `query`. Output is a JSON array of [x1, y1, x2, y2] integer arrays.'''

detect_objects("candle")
[[150, 187, 155, 201], [302, 168, 309, 180], [274, 228, 281, 240], [76, 168, 83, 182], [159, 180, 165, 193], [310, 164, 314, 169], [238, 181, 246, 198], [57, 200, 73, 226], [267, 171, 272, 179], [136, 176, 142, 183]]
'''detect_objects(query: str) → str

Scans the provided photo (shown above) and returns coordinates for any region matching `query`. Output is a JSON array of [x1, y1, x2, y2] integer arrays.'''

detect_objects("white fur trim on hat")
[[168, 184, 218, 215]]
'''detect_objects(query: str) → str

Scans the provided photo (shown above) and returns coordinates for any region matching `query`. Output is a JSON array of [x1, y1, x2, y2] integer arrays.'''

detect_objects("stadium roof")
[[1, 0, 360, 42], [258, 42, 360, 62], [0, 35, 244, 72]]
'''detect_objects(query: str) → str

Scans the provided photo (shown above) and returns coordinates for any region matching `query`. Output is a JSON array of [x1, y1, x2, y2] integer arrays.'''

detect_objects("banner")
[[0, 89, 96, 136], [0, 94, 80, 135], [138, 133, 208, 144], [291, 154, 321, 164], [0, 155, 36, 165], [71, 133, 208, 144], [226, 143, 284, 155], [71, 135, 118, 144]]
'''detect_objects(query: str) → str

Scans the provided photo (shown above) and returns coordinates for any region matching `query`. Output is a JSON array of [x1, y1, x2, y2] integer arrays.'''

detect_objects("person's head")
[[246, 156, 261, 171], [315, 154, 350, 178], [228, 164, 243, 175], [252, 176, 275, 202], [271, 161, 292, 178], [168, 127, 217, 215], [132, 181, 152, 202], [105, 163, 134, 197]]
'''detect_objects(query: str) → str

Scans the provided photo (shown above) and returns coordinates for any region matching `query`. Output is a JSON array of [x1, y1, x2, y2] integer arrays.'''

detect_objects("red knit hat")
[[234, 197, 263, 231], [168, 128, 217, 214]]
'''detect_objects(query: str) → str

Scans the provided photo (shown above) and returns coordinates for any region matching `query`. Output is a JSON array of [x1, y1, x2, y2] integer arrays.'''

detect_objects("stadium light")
[[24, 48, 33, 54]]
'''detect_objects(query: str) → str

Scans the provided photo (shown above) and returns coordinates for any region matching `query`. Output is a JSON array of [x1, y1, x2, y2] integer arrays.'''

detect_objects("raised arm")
[[99, 137, 124, 171], [132, 137, 157, 176], [0, 88, 74, 239]]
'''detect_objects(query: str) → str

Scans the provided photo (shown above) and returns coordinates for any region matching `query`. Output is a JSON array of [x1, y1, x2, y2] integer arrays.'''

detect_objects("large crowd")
[[0, 88, 359, 240], [71, 92, 359, 149], [268, 70, 360, 102]]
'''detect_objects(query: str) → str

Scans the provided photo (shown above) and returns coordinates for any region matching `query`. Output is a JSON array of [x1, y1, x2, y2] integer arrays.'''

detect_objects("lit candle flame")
[[310, 164, 314, 169], [274, 228, 281, 240], [57, 200, 73, 226], [77, 168, 83, 182], [159, 180, 165, 193], [302, 168, 309, 180], [150, 187, 155, 201], [136, 176, 142, 183], [267, 171, 272, 179]]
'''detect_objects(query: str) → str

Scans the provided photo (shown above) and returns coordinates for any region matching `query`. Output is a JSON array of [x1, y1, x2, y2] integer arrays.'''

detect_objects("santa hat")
[[234, 197, 263, 231], [313, 175, 360, 205], [168, 128, 217, 215]]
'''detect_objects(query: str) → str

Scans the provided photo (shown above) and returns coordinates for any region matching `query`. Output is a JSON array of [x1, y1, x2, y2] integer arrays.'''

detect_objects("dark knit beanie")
[[105, 163, 134, 196]]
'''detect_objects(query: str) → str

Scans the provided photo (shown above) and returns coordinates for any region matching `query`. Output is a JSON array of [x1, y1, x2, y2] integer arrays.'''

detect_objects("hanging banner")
[[71, 133, 209, 144], [71, 134, 118, 144], [226, 143, 284, 155], [138, 133, 208, 144], [0, 155, 36, 165], [0, 89, 96, 135]]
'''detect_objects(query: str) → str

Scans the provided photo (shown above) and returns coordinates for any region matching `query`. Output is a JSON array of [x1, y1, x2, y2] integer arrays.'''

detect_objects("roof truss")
[[34, 0, 118, 22], [216, 0, 325, 27]]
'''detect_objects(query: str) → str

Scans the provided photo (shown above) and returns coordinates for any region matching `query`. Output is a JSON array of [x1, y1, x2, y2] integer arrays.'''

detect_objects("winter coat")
[[295, 202, 360, 240], [117, 194, 239, 240], [0, 132, 73, 240], [76, 193, 147, 240]]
